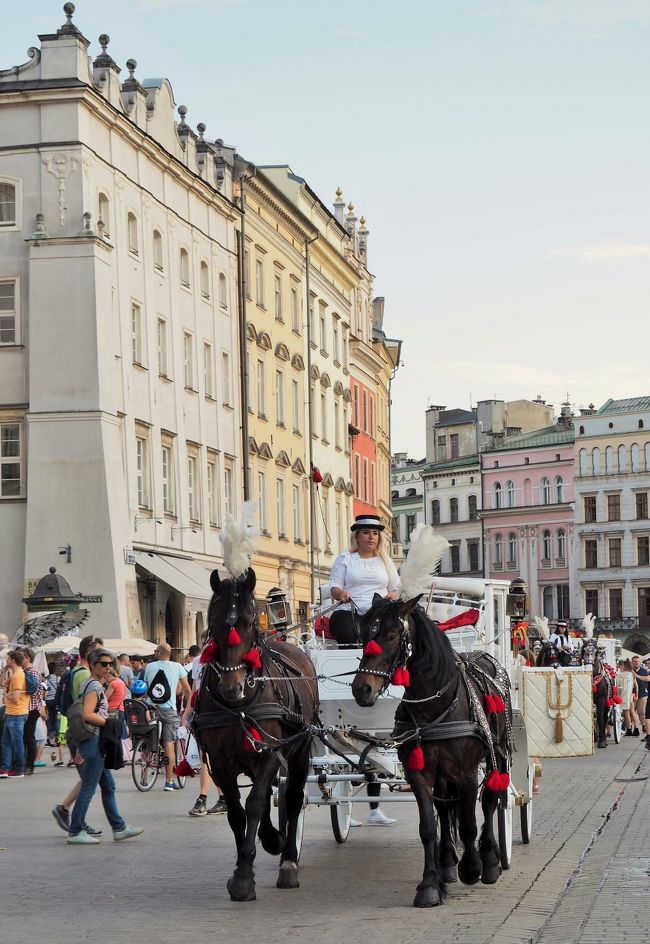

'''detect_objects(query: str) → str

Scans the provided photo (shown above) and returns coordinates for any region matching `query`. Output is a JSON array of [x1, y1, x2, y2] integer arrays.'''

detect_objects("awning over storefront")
[[133, 551, 213, 603]]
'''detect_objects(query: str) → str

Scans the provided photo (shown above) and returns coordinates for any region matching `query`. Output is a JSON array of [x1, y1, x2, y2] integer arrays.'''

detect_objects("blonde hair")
[[349, 527, 393, 573]]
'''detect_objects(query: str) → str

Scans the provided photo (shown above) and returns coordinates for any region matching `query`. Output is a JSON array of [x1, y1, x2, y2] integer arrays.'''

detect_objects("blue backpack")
[[24, 669, 39, 697], [58, 666, 85, 717]]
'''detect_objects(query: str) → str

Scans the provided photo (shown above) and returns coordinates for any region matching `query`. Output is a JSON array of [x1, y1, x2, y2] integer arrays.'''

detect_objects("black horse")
[[351, 594, 513, 908], [580, 638, 613, 749], [193, 568, 319, 900]]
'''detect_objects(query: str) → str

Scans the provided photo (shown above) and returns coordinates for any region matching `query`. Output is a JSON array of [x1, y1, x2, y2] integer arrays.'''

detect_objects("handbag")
[[66, 681, 100, 744]]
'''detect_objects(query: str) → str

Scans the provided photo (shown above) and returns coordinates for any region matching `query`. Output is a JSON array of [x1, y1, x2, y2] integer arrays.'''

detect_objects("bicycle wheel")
[[132, 737, 159, 792], [174, 737, 187, 789]]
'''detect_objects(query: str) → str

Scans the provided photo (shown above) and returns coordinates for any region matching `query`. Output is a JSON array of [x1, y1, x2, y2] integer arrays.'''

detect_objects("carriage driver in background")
[[549, 621, 574, 661]]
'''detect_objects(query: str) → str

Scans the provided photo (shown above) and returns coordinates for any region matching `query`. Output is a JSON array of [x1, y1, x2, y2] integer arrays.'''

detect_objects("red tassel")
[[614, 695, 622, 705], [612, 686, 618, 696], [227, 627, 241, 647], [173, 759, 196, 778], [190, 690, 198, 709], [485, 770, 510, 792], [484, 694, 495, 714], [492, 695, 506, 714], [406, 746, 425, 771], [200, 639, 219, 664], [606, 698, 614, 707], [392, 667, 404, 686], [243, 648, 262, 670], [364, 640, 382, 657], [592, 684, 598, 694], [243, 727, 262, 751], [401, 667, 410, 687]]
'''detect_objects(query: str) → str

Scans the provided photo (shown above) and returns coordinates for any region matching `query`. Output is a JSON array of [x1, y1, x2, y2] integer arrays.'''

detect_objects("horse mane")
[[410, 605, 458, 689]]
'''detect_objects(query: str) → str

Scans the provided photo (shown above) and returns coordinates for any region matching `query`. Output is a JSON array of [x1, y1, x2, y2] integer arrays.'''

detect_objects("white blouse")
[[329, 551, 400, 615]]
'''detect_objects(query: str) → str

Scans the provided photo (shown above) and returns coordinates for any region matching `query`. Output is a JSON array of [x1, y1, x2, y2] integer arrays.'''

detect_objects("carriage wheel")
[[497, 797, 513, 870], [174, 737, 187, 789], [132, 737, 159, 792], [612, 705, 623, 744], [519, 761, 534, 845], [330, 778, 353, 843], [278, 780, 307, 862]]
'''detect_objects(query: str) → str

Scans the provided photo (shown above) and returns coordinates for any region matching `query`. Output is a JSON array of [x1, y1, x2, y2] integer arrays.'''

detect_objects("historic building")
[[391, 453, 426, 559], [573, 396, 650, 651], [0, 11, 241, 644]]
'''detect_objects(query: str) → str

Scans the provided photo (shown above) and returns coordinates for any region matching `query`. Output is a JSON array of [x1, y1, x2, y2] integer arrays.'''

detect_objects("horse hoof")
[[227, 877, 256, 902], [276, 860, 300, 889], [413, 886, 441, 908], [458, 861, 481, 886], [441, 865, 458, 884], [259, 828, 284, 856], [481, 865, 501, 885], [598, 741, 607, 749]]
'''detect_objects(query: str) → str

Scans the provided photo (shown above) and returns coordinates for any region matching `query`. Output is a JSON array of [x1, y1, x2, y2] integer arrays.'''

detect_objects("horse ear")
[[372, 593, 383, 607], [400, 594, 423, 617], [244, 568, 256, 593], [210, 570, 222, 594]]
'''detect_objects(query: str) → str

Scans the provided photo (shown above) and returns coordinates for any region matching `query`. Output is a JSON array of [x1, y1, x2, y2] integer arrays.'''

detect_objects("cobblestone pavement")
[[0, 737, 648, 944]]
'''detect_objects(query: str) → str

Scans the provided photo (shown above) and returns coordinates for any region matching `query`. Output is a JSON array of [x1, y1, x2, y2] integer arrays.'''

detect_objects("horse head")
[[536, 641, 559, 668], [581, 638, 598, 668], [206, 567, 259, 704], [351, 594, 421, 707]]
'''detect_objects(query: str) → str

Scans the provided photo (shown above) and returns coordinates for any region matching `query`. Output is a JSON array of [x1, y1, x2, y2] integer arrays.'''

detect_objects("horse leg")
[[408, 772, 444, 908], [216, 771, 247, 852], [478, 782, 502, 884], [276, 742, 310, 889], [435, 794, 458, 884], [258, 784, 284, 856], [227, 755, 281, 902], [456, 780, 482, 886], [596, 687, 608, 748]]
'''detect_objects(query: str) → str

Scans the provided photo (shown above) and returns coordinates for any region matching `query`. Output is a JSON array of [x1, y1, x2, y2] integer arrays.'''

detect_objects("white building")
[[0, 11, 241, 647], [390, 453, 426, 552]]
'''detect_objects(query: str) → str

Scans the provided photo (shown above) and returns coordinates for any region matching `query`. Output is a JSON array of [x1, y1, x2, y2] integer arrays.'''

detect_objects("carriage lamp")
[[266, 587, 292, 631], [506, 578, 528, 619]]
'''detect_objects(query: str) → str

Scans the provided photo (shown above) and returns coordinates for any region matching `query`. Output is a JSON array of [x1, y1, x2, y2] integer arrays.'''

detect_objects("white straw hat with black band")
[[350, 514, 384, 532]]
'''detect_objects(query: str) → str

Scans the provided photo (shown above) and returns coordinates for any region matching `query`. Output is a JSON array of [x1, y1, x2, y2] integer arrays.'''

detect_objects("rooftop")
[[435, 408, 476, 428], [487, 424, 575, 452], [597, 396, 650, 415]]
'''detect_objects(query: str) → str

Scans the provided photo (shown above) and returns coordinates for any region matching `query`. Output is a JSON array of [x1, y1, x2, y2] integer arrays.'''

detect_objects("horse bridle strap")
[[393, 717, 488, 747]]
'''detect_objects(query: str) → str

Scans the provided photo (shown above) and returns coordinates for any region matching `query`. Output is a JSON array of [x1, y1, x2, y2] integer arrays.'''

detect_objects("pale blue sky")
[[2, 1, 649, 457]]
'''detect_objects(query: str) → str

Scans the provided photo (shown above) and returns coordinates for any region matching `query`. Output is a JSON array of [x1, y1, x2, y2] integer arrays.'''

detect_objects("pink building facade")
[[481, 422, 575, 621]]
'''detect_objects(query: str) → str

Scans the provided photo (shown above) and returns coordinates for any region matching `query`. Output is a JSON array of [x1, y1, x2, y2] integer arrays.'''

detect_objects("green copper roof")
[[597, 396, 650, 414], [487, 425, 574, 452]]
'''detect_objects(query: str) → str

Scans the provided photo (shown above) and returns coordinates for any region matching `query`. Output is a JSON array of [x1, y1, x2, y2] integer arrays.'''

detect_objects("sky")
[[1, 1, 648, 458]]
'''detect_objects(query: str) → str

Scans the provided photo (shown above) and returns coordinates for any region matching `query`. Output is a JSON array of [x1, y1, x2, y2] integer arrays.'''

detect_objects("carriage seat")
[[124, 699, 158, 740]]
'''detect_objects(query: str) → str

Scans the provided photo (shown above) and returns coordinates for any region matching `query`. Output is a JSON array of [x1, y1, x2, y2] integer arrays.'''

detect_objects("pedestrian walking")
[[143, 643, 191, 792], [0, 650, 30, 777], [118, 654, 134, 691], [67, 647, 143, 845], [21, 648, 47, 775]]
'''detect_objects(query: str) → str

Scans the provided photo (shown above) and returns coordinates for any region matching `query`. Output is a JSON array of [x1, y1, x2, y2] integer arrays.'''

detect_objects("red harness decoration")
[[392, 666, 411, 687], [243, 648, 262, 670], [227, 627, 242, 647], [485, 770, 510, 792], [484, 694, 506, 715], [243, 726, 263, 751], [200, 639, 220, 664], [406, 746, 425, 771], [364, 640, 382, 657]]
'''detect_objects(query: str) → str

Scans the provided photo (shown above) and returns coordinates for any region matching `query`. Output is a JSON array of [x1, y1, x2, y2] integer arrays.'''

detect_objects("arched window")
[[450, 497, 459, 523], [631, 443, 641, 472], [506, 480, 515, 508], [431, 499, 440, 525], [645, 443, 650, 471], [542, 529, 552, 561], [492, 481, 502, 509], [541, 477, 551, 505], [219, 272, 227, 309], [180, 248, 190, 288], [468, 494, 478, 520], [127, 212, 138, 254], [605, 446, 614, 474], [543, 586, 553, 619], [494, 533, 503, 565], [507, 532, 517, 564], [200, 260, 210, 298], [555, 475, 564, 503], [578, 448, 588, 475], [618, 444, 627, 473], [0, 181, 17, 226], [153, 230, 163, 270], [556, 528, 566, 560], [592, 447, 601, 474], [98, 192, 110, 236]]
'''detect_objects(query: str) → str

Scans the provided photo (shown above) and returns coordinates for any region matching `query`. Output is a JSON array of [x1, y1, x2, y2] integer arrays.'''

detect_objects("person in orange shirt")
[[0, 650, 30, 777]]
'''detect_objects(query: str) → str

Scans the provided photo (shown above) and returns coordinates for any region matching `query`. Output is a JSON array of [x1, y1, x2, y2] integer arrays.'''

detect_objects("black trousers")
[[23, 708, 40, 770], [329, 610, 360, 646]]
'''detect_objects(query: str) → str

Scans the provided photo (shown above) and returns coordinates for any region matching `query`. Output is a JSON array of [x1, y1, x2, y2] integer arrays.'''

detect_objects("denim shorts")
[[155, 708, 180, 744]]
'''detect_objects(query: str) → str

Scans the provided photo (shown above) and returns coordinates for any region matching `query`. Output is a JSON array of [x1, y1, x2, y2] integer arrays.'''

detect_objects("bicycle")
[[125, 699, 188, 793]]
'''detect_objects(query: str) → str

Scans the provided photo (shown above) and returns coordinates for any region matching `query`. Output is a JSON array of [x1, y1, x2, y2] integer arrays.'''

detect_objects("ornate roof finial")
[[197, 123, 206, 142], [99, 34, 109, 55], [359, 216, 366, 227], [177, 105, 190, 149], [347, 202, 354, 213], [63, 2, 75, 28], [126, 59, 137, 82], [335, 187, 343, 198]]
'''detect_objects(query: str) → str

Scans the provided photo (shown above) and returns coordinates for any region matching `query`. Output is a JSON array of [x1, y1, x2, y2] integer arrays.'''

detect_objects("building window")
[[0, 280, 17, 345], [0, 421, 22, 497], [362, 391, 368, 432], [135, 434, 150, 508], [187, 454, 199, 522], [244, 248, 251, 299], [221, 351, 232, 406], [556, 529, 566, 560], [541, 529, 551, 561], [292, 379, 301, 433], [127, 212, 138, 254], [255, 258, 264, 306], [98, 192, 110, 236], [161, 442, 174, 514], [450, 434, 459, 459], [276, 478, 286, 537], [354, 455, 360, 498], [0, 182, 17, 226], [180, 248, 190, 288], [492, 481, 502, 509], [219, 272, 228, 309], [585, 588, 598, 615], [541, 477, 551, 505], [274, 274, 282, 321], [352, 385, 359, 427], [609, 538, 622, 567], [207, 454, 218, 526], [431, 499, 440, 524], [203, 342, 214, 398], [584, 495, 597, 522], [555, 476, 564, 502], [258, 471, 267, 532], [543, 586, 554, 619], [362, 458, 369, 502], [200, 261, 210, 299], [638, 536, 650, 566], [291, 286, 300, 332], [334, 399, 341, 449], [468, 495, 478, 520], [321, 391, 327, 441], [153, 230, 163, 270], [183, 333, 194, 389], [333, 320, 340, 363], [636, 493, 648, 520], [450, 545, 460, 573], [342, 331, 349, 369], [257, 359, 266, 417], [131, 303, 143, 365], [157, 318, 168, 377], [370, 463, 376, 505], [494, 534, 503, 565], [609, 588, 623, 619], [275, 370, 285, 426], [607, 493, 621, 521], [585, 539, 598, 569], [369, 397, 375, 437], [406, 513, 417, 542], [224, 460, 234, 518], [508, 532, 517, 564], [320, 311, 327, 351], [293, 483, 302, 541], [437, 435, 447, 461], [557, 585, 570, 619], [468, 542, 479, 572], [450, 497, 459, 523], [506, 480, 515, 508]]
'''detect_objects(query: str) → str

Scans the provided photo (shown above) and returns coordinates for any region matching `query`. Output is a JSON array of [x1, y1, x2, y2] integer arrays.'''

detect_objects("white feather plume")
[[399, 524, 449, 601], [219, 500, 259, 579], [581, 612, 595, 639], [532, 615, 549, 641]]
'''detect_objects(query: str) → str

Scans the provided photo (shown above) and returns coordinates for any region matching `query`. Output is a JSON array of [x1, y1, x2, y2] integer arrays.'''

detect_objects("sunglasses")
[[98, 661, 113, 668]]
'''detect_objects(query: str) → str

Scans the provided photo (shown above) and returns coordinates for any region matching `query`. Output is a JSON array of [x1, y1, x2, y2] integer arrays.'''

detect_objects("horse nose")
[[352, 681, 374, 706], [222, 681, 243, 702]]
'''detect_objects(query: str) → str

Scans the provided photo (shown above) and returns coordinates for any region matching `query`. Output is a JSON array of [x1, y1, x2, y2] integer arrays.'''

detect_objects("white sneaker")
[[350, 818, 363, 827], [367, 808, 396, 826]]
